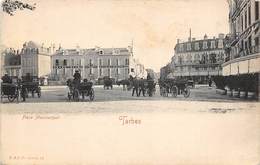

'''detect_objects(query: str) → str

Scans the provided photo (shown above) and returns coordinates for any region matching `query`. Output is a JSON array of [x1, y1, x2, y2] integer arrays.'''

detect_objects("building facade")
[[51, 46, 146, 82], [223, 0, 260, 75], [170, 34, 226, 83], [1, 48, 21, 77], [222, 0, 260, 99], [160, 63, 172, 80], [20, 41, 52, 77]]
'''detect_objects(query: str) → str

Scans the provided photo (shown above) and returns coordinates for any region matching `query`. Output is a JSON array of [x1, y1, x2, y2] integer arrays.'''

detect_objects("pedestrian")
[[139, 78, 146, 97], [209, 77, 212, 87], [73, 70, 81, 82], [132, 77, 139, 97], [73, 70, 81, 89], [1, 73, 12, 83]]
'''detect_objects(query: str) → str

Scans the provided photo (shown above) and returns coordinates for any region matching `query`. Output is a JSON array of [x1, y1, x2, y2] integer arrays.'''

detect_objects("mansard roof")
[[54, 47, 131, 56]]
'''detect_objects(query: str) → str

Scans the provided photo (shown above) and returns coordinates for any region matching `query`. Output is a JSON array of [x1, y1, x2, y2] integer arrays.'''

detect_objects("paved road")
[[1, 85, 260, 165]]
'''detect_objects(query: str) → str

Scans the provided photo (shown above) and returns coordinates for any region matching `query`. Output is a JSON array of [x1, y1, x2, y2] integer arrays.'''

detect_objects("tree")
[[1, 0, 36, 16]]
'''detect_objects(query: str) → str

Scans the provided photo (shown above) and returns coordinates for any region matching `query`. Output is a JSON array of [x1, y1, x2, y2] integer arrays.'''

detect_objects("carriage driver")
[[73, 70, 81, 89], [1, 73, 12, 83], [73, 70, 81, 83]]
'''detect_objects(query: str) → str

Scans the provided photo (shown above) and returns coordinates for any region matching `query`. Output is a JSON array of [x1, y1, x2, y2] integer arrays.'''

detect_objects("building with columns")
[[170, 34, 226, 83], [50, 46, 146, 82]]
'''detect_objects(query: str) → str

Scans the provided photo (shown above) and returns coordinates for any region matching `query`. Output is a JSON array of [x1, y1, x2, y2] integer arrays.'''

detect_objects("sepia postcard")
[[0, 0, 260, 164]]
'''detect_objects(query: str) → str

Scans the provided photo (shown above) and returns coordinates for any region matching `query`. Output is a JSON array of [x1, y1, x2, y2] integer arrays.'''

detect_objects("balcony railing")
[[225, 45, 260, 62]]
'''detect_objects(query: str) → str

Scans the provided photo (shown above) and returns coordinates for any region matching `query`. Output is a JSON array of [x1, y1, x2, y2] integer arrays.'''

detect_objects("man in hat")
[[73, 70, 81, 88], [1, 73, 12, 83], [132, 77, 139, 97], [138, 78, 146, 97], [73, 70, 81, 82]]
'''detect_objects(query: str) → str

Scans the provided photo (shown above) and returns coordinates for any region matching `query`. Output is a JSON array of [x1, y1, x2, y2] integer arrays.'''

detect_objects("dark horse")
[[103, 76, 113, 90], [116, 79, 132, 91]]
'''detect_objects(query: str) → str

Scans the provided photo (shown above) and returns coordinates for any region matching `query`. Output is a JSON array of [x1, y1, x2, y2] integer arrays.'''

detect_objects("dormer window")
[[210, 40, 216, 49], [99, 50, 104, 55], [179, 44, 184, 52], [113, 49, 120, 55], [195, 42, 200, 50], [187, 43, 192, 51], [218, 39, 224, 48], [203, 41, 208, 49]]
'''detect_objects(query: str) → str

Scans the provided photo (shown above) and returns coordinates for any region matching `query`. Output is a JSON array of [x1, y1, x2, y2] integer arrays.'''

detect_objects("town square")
[[0, 0, 260, 165]]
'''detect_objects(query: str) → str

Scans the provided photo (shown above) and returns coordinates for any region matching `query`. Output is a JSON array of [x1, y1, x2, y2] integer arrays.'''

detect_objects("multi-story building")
[[51, 46, 146, 82], [223, 0, 259, 99], [170, 34, 226, 83], [223, 0, 259, 76], [1, 48, 21, 77], [160, 63, 172, 80], [20, 41, 53, 77]]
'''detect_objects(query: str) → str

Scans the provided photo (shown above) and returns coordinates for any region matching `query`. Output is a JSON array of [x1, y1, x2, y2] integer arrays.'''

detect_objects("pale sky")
[[0, 0, 229, 72]]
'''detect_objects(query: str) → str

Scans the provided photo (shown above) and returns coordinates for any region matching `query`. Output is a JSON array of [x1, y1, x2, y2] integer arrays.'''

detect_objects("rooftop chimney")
[[204, 34, 208, 40]]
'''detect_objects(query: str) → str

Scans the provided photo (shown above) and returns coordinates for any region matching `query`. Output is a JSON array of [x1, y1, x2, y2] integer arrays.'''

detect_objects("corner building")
[[171, 34, 226, 83]]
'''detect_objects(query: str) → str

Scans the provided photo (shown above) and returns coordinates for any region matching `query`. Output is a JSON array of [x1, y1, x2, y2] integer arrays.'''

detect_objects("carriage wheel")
[[183, 87, 190, 98], [22, 94, 26, 101], [37, 87, 41, 98], [74, 89, 80, 101], [38, 91, 41, 98], [148, 89, 152, 97], [171, 86, 178, 98], [89, 88, 95, 101], [68, 93, 72, 100], [82, 92, 85, 100], [8, 95, 16, 102]]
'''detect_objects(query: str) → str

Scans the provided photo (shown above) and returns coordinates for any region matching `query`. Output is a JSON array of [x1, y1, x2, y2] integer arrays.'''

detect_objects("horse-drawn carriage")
[[21, 76, 41, 98], [159, 78, 191, 98], [143, 79, 156, 97], [67, 79, 95, 101], [103, 76, 113, 90], [1, 83, 21, 102]]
